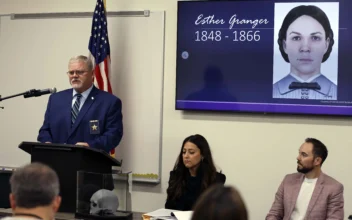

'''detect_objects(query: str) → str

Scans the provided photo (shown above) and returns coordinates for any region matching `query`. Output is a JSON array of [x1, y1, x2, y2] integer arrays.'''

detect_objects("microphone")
[[23, 88, 57, 98]]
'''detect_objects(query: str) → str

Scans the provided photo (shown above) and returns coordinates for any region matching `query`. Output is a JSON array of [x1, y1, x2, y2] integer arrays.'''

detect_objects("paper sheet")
[[172, 211, 193, 220]]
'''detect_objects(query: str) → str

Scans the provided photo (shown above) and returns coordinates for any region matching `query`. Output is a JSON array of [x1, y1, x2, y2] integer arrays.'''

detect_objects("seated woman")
[[165, 134, 226, 211], [191, 184, 248, 220]]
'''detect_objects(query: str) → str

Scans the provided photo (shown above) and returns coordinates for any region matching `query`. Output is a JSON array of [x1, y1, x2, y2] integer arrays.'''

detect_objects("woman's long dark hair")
[[166, 134, 217, 201]]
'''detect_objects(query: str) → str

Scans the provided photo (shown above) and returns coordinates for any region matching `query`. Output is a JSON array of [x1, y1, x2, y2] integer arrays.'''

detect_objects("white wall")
[[1, 0, 351, 219]]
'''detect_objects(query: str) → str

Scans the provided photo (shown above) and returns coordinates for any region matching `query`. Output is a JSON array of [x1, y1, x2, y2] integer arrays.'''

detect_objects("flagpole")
[[103, 0, 107, 15]]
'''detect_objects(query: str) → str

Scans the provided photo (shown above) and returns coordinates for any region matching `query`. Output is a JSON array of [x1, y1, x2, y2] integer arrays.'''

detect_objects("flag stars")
[[90, 1, 110, 65]]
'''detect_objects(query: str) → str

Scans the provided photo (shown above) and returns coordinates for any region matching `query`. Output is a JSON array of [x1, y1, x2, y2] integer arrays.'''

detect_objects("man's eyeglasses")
[[67, 70, 88, 75]]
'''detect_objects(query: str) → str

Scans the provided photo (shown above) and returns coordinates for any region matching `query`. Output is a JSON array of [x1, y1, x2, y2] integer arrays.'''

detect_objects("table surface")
[[0, 208, 142, 220]]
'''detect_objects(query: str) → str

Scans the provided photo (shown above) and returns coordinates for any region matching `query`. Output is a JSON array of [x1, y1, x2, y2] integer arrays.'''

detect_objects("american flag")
[[88, 0, 115, 156]]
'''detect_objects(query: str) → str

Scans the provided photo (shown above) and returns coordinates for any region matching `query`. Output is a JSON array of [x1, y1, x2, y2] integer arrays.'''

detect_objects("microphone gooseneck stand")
[[0, 95, 6, 109], [0, 91, 30, 102], [0, 89, 47, 109]]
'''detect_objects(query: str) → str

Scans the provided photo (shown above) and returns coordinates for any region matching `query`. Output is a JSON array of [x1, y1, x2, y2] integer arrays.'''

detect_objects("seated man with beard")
[[266, 138, 344, 220]]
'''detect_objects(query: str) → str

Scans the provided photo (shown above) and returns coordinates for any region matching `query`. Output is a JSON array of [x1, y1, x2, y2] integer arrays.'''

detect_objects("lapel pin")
[[91, 97, 94, 100]]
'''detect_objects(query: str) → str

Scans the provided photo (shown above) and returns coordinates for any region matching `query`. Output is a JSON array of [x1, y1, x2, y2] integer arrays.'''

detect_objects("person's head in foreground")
[[8, 162, 61, 220], [191, 184, 248, 220]]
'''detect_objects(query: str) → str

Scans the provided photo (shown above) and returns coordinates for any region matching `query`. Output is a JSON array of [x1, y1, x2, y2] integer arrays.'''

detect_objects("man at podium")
[[37, 55, 123, 153]]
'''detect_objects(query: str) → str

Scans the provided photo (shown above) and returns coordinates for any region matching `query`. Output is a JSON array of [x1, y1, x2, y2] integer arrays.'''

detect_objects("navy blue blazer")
[[37, 86, 123, 152]]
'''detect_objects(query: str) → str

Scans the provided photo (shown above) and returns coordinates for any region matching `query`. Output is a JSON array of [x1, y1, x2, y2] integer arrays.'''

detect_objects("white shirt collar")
[[304, 177, 318, 183], [290, 73, 321, 83], [72, 84, 94, 99]]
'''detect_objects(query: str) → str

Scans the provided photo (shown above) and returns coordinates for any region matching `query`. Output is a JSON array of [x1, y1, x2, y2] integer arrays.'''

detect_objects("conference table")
[[0, 208, 143, 220]]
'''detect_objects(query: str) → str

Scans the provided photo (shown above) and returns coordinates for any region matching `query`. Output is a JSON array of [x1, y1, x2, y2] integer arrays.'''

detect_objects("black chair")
[[0, 170, 11, 208]]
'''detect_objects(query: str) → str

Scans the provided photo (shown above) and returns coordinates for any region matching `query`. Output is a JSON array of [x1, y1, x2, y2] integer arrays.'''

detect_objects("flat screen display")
[[176, 0, 352, 116]]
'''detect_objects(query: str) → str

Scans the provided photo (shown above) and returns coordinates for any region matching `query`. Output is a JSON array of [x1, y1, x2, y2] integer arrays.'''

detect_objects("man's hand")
[[45, 142, 51, 144], [76, 142, 89, 147]]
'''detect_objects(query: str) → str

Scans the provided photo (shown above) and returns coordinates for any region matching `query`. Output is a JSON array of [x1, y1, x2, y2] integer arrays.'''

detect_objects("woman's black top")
[[165, 168, 226, 211]]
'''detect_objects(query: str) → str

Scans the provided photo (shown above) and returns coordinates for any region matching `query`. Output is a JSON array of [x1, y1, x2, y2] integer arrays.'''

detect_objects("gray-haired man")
[[2, 162, 61, 220]]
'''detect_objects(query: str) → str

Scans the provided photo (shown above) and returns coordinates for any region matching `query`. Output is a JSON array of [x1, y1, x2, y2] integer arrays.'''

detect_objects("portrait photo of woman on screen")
[[272, 4, 338, 100]]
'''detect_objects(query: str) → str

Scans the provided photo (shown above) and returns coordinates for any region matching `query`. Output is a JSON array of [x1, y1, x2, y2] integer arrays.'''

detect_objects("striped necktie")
[[71, 93, 82, 125]]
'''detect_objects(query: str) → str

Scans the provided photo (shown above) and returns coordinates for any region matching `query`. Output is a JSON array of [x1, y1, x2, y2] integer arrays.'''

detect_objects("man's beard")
[[297, 164, 314, 174]]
